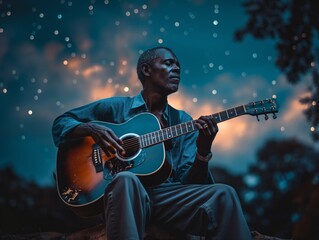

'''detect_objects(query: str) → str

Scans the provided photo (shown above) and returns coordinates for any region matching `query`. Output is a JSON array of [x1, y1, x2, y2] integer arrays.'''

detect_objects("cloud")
[[90, 82, 119, 100], [44, 42, 65, 63], [86, 61, 142, 101], [282, 94, 308, 123], [82, 65, 104, 78]]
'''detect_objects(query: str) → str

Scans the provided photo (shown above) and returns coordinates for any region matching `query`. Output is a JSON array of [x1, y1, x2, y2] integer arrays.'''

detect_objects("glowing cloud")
[[282, 93, 308, 123], [82, 65, 104, 78]]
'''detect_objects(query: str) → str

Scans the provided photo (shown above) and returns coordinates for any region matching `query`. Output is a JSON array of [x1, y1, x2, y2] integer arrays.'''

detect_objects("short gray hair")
[[136, 46, 174, 84]]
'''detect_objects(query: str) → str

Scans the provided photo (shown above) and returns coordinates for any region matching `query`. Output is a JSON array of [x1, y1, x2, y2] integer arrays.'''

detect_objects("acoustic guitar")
[[56, 98, 279, 217]]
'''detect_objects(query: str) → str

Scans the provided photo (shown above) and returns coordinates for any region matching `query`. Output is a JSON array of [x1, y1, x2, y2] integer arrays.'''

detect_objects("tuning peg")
[[264, 114, 269, 120], [256, 115, 260, 122], [273, 113, 277, 119]]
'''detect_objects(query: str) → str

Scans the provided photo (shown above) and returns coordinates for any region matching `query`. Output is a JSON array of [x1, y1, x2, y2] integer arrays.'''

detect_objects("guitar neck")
[[139, 104, 247, 148]]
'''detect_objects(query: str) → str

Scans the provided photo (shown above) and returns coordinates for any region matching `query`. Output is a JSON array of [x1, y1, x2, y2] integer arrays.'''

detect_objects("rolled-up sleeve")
[[52, 100, 107, 147], [52, 96, 139, 147]]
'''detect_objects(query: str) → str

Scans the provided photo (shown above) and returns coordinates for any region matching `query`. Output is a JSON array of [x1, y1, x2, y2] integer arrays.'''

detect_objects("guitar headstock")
[[245, 98, 279, 121]]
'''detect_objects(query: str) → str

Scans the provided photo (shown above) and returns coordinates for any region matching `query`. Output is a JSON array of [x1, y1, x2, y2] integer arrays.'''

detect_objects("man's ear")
[[141, 63, 151, 77]]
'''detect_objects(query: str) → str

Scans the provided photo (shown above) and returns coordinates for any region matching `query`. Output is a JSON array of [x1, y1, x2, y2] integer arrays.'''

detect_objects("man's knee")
[[114, 171, 139, 183], [207, 183, 239, 209], [105, 171, 142, 193], [214, 183, 237, 196]]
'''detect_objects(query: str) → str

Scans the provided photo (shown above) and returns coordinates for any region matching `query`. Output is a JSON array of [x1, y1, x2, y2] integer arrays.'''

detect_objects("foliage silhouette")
[[235, 0, 319, 141], [241, 138, 319, 239]]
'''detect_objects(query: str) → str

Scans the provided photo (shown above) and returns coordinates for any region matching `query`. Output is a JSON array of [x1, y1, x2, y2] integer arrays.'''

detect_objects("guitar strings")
[[117, 125, 190, 150], [97, 123, 194, 155]]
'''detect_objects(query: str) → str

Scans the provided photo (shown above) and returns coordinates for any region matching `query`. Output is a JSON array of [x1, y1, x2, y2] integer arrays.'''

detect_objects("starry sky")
[[0, 0, 316, 186]]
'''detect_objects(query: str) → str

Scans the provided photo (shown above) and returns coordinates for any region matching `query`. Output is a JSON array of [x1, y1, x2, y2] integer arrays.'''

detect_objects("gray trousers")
[[104, 171, 252, 240]]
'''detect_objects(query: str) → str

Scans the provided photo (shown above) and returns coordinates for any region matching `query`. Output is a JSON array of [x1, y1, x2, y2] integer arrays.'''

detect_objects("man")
[[52, 47, 252, 239]]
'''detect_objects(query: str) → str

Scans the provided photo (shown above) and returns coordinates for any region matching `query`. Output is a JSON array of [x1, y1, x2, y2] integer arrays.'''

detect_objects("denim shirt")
[[52, 92, 213, 184]]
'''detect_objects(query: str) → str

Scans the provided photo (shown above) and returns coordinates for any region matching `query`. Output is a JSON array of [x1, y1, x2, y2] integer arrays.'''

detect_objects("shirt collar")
[[131, 92, 169, 121], [131, 92, 147, 109]]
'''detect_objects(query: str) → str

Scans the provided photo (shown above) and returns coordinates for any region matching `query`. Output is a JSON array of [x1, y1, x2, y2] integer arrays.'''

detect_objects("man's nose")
[[172, 64, 180, 73]]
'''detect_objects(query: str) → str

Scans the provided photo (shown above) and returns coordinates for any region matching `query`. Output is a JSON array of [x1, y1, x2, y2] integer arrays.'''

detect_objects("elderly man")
[[52, 47, 252, 239]]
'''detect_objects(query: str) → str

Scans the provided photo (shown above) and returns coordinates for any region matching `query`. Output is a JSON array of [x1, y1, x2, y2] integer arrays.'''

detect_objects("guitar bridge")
[[103, 150, 146, 180], [92, 144, 103, 172], [104, 157, 133, 177]]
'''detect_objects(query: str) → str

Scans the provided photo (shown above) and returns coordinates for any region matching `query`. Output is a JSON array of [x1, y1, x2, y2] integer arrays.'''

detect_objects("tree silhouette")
[[235, 0, 319, 141], [241, 138, 319, 239]]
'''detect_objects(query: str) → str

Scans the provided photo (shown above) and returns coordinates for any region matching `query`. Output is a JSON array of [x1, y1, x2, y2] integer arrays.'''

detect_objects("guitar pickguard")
[[103, 150, 146, 180]]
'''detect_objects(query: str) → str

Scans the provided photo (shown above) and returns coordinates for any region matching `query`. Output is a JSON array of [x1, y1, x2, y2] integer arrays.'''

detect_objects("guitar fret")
[[149, 133, 152, 145], [219, 111, 228, 121], [187, 122, 192, 131], [191, 121, 196, 131], [212, 113, 220, 122], [173, 125, 178, 137], [179, 124, 183, 134], [167, 128, 172, 138], [181, 123, 187, 133], [148, 133, 152, 145], [155, 131, 160, 143], [140, 136, 144, 148], [145, 135, 148, 147], [151, 132, 156, 144], [218, 112, 222, 122], [154, 132, 158, 144], [142, 135, 146, 147], [227, 108, 237, 118], [154, 132, 157, 143], [171, 127, 174, 137], [177, 124, 182, 135], [184, 123, 188, 132], [235, 106, 245, 115], [159, 130, 163, 142]]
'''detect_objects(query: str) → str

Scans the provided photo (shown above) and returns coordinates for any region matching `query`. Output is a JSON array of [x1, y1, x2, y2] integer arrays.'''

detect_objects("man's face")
[[146, 48, 181, 95]]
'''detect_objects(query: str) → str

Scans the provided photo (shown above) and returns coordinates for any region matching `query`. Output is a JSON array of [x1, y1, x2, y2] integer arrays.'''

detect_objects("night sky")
[[0, 0, 316, 186]]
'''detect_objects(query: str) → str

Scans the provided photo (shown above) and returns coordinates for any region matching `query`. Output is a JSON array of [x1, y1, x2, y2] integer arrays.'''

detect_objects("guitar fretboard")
[[139, 105, 246, 148]]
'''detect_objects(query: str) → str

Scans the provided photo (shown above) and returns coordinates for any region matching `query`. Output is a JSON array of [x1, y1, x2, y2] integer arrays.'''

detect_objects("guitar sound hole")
[[119, 135, 140, 159]]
